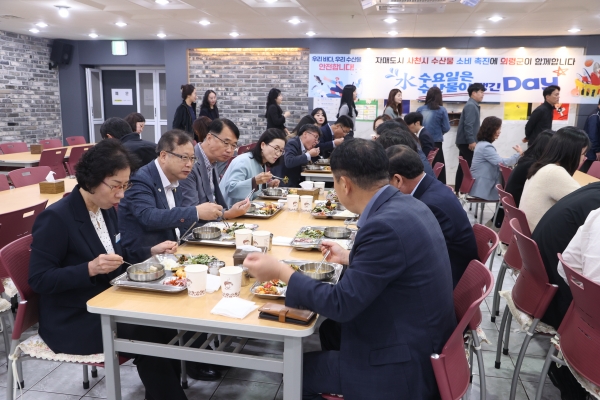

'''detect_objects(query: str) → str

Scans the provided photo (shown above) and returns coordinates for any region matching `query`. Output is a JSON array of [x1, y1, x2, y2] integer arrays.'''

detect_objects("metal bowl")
[[263, 188, 284, 197], [127, 263, 165, 282], [315, 158, 330, 165], [193, 226, 222, 240], [324, 226, 352, 239], [299, 263, 335, 281], [248, 203, 257, 213], [305, 165, 323, 171]]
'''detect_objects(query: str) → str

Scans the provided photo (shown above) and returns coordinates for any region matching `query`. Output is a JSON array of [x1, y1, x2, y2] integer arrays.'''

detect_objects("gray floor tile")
[[479, 311, 499, 331], [509, 354, 548, 382], [18, 391, 80, 400], [179, 379, 220, 400], [464, 376, 528, 400], [85, 366, 145, 399], [274, 383, 283, 400], [31, 362, 103, 396], [522, 379, 562, 400], [507, 331, 552, 357], [0, 359, 61, 390], [210, 379, 279, 400], [471, 348, 515, 380]]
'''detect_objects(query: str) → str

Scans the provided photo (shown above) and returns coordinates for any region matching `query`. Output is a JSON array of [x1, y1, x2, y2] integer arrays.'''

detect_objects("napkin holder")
[[30, 144, 43, 154], [296, 188, 320, 199], [39, 180, 65, 194]]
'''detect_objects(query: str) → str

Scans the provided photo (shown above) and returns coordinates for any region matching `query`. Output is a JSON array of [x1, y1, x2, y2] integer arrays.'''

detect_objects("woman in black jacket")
[[172, 84, 196, 138], [265, 88, 290, 134], [199, 90, 219, 120]]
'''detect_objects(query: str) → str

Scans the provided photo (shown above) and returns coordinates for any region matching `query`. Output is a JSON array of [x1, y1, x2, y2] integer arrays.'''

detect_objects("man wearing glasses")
[[271, 124, 321, 187], [179, 118, 251, 218], [318, 115, 354, 159]]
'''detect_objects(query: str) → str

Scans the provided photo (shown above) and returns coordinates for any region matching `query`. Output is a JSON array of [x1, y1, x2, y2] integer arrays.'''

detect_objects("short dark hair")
[[376, 120, 404, 136], [543, 85, 560, 98], [193, 116, 212, 142], [330, 139, 389, 190], [311, 108, 328, 125], [123, 112, 145, 133], [181, 84, 195, 101], [404, 112, 423, 126], [468, 83, 486, 96], [386, 145, 424, 180], [291, 115, 317, 135], [372, 114, 392, 131], [250, 128, 287, 167], [208, 118, 240, 139], [377, 130, 419, 152], [100, 117, 132, 140], [522, 129, 554, 160], [334, 115, 354, 130], [393, 117, 410, 131], [299, 124, 321, 138], [157, 129, 193, 153], [528, 126, 590, 178], [477, 116, 502, 142], [75, 138, 138, 193]]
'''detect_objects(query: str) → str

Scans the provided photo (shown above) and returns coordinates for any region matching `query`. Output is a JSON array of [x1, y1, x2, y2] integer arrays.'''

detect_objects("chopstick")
[[270, 175, 285, 180], [245, 188, 256, 201], [178, 221, 197, 246]]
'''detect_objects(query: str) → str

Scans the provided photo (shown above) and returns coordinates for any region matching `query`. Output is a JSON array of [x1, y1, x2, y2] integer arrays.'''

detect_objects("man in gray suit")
[[455, 82, 485, 194]]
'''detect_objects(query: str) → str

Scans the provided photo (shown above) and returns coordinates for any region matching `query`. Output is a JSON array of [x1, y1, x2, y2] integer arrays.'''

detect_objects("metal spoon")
[[316, 249, 331, 274]]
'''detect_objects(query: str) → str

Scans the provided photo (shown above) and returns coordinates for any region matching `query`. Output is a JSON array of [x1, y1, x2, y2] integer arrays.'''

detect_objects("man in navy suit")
[[245, 139, 456, 400], [377, 126, 435, 177], [318, 115, 354, 159], [100, 117, 157, 167], [405, 111, 436, 157], [271, 124, 321, 187], [387, 144, 478, 287]]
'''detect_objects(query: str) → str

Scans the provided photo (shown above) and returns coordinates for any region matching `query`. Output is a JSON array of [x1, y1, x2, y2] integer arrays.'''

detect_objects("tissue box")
[[297, 188, 320, 198], [30, 144, 43, 154], [39, 180, 65, 194], [233, 247, 267, 266]]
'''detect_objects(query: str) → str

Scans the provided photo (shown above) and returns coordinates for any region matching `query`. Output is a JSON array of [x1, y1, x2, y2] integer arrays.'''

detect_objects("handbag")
[[258, 303, 316, 326]]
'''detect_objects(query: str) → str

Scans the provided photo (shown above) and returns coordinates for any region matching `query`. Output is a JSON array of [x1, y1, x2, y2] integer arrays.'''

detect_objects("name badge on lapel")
[[115, 233, 121, 243]]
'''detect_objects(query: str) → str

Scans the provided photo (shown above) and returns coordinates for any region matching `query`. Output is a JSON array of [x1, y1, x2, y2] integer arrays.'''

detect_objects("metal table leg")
[[283, 336, 303, 400], [101, 314, 122, 400]]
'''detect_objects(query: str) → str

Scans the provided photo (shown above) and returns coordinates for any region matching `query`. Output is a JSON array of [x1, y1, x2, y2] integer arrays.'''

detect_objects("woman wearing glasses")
[[28, 139, 187, 400], [220, 128, 287, 207]]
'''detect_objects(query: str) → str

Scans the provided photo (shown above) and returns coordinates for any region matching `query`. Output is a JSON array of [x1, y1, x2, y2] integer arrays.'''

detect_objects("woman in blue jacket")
[[417, 86, 451, 183]]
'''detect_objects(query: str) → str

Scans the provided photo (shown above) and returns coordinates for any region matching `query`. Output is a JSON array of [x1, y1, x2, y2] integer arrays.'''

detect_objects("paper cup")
[[235, 229, 253, 248], [219, 266, 243, 298], [252, 230, 271, 249], [313, 182, 326, 195], [287, 194, 299, 211], [300, 195, 313, 212], [299, 181, 314, 189], [184, 264, 208, 297]]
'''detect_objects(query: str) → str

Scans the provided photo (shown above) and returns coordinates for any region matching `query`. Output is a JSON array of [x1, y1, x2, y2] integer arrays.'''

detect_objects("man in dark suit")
[[245, 139, 456, 400], [377, 126, 435, 177], [405, 111, 436, 157], [271, 124, 320, 187], [387, 144, 478, 287], [318, 115, 354, 159], [179, 118, 250, 218], [99, 117, 157, 166]]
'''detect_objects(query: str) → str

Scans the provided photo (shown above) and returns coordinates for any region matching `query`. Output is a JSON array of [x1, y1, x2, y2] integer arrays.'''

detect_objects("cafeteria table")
[[88, 206, 346, 400], [301, 171, 333, 182], [0, 144, 91, 169], [574, 170, 600, 186], [0, 177, 77, 214]]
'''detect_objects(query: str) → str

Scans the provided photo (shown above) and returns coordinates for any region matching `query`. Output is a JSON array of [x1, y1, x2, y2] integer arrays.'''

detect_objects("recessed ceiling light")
[[474, 29, 486, 35], [306, 31, 316, 36], [115, 22, 127, 27], [155, 0, 169, 4], [568, 28, 581, 33], [157, 33, 166, 38], [288, 18, 301, 24], [388, 31, 398, 35], [229, 32, 240, 37], [199, 20, 210, 26], [29, 28, 39, 33], [56, 6, 70, 18], [36, 22, 48, 28], [89, 33, 98, 38], [384, 18, 397, 23], [488, 16, 503, 22], [264, 0, 278, 3], [441, 47, 446, 50]]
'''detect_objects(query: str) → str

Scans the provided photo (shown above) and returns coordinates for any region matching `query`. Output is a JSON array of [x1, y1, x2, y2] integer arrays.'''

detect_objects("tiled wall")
[[0, 30, 62, 145], [188, 48, 309, 144]]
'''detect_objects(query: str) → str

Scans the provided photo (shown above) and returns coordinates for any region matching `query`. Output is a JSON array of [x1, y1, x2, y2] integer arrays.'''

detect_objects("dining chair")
[[432, 260, 493, 400], [0, 142, 28, 154], [495, 218, 558, 400], [39, 139, 63, 149], [457, 157, 499, 224], [433, 162, 444, 179], [586, 161, 600, 179], [427, 148, 439, 166], [0, 175, 9, 191], [473, 223, 499, 268], [499, 164, 513, 188], [66, 136, 86, 146], [39, 148, 68, 179], [237, 143, 256, 155], [64, 144, 93, 176], [0, 201, 48, 251], [488, 184, 516, 271], [7, 166, 52, 188]]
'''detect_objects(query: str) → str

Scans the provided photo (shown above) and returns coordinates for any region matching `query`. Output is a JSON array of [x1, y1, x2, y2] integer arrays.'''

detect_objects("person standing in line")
[[311, 108, 328, 129], [580, 98, 600, 173], [417, 86, 451, 183], [524, 85, 560, 145], [172, 84, 197, 139], [337, 84, 358, 129], [199, 90, 220, 120], [265, 88, 290, 135], [383, 88, 403, 119], [455, 83, 485, 194]]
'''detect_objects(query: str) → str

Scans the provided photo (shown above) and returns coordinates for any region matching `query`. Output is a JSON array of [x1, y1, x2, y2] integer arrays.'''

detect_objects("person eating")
[[271, 124, 321, 188]]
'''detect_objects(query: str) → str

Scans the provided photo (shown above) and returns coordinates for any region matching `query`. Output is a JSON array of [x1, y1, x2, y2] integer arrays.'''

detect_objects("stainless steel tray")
[[110, 270, 187, 293], [181, 222, 259, 246], [244, 205, 284, 219], [249, 280, 288, 299], [256, 189, 289, 200], [291, 226, 356, 251], [311, 211, 358, 220], [302, 166, 331, 173]]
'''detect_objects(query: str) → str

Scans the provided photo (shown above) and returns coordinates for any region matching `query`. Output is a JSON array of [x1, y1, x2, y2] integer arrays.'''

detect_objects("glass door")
[[85, 68, 105, 143], [136, 70, 167, 143]]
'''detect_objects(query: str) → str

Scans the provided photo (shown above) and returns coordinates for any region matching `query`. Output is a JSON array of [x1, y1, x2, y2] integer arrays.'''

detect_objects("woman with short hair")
[[311, 108, 328, 128], [193, 116, 212, 143], [172, 83, 196, 137], [124, 112, 146, 134]]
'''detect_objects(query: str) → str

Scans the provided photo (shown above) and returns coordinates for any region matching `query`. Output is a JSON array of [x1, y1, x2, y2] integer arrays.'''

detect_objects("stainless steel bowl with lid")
[[324, 226, 352, 239], [193, 226, 222, 240], [127, 263, 165, 282], [305, 164, 323, 171], [298, 263, 335, 281], [315, 158, 330, 165], [263, 188, 285, 197]]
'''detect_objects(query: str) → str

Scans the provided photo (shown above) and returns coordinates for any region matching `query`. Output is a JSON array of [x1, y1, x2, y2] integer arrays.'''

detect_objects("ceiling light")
[[89, 33, 98, 38], [157, 33, 166, 38], [155, 0, 169, 4], [29, 28, 39, 33], [568, 28, 581, 33], [115, 22, 127, 27], [384, 18, 397, 23], [306, 31, 316, 36], [229, 32, 240, 37], [199, 20, 210, 26], [388, 31, 398, 35], [488, 16, 503, 22], [264, 0, 278, 3], [36, 22, 48, 28], [56, 6, 70, 18], [288, 18, 301, 24], [474, 29, 486, 35]]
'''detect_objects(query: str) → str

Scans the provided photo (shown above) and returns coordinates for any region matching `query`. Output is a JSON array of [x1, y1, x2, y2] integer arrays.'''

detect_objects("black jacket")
[[418, 128, 436, 157], [504, 156, 535, 207], [525, 101, 554, 143], [271, 136, 318, 187], [121, 133, 157, 167], [173, 101, 196, 137], [199, 106, 219, 120], [266, 104, 286, 130]]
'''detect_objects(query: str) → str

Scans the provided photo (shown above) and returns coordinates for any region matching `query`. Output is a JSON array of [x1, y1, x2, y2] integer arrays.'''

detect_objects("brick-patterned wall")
[[188, 48, 309, 144], [0, 31, 62, 145]]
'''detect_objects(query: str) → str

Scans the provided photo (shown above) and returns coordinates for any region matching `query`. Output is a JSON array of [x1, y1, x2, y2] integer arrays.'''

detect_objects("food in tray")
[[174, 269, 186, 279], [311, 200, 338, 215], [290, 264, 300, 271], [297, 228, 324, 239], [222, 222, 247, 235], [323, 166, 331, 171], [254, 279, 287, 295], [163, 277, 187, 287], [175, 254, 217, 267], [326, 190, 339, 202], [251, 203, 279, 215], [288, 189, 298, 194]]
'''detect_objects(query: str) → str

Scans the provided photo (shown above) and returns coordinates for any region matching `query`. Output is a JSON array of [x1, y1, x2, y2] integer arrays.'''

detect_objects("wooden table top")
[[0, 177, 77, 214], [0, 144, 92, 164], [574, 170, 599, 186]]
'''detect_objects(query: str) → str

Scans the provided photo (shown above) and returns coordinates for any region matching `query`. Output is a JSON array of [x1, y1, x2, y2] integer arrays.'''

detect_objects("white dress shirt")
[[154, 159, 180, 238], [558, 207, 600, 284]]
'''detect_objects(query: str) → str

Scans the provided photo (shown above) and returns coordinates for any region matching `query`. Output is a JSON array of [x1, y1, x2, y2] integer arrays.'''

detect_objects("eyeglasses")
[[166, 151, 198, 163], [101, 181, 133, 192], [307, 132, 320, 143], [267, 144, 285, 156], [209, 133, 238, 151]]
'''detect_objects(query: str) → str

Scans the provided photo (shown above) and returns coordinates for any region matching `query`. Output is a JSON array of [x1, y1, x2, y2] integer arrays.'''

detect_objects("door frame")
[[136, 70, 167, 143], [85, 68, 105, 143]]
